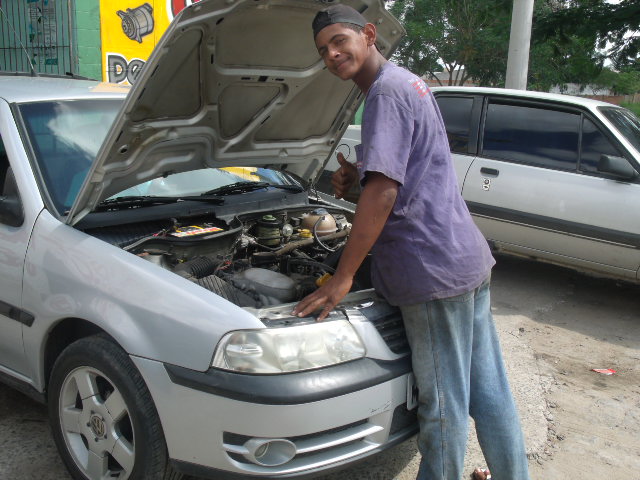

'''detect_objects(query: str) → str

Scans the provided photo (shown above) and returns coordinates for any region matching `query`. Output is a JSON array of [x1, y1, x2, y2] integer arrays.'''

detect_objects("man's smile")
[[334, 58, 350, 72]]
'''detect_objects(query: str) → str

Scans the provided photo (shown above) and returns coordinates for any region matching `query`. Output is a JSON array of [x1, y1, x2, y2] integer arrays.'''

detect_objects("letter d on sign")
[[107, 54, 128, 84]]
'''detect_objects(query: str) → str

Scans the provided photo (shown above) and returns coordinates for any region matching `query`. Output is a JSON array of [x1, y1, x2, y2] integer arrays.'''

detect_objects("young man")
[[292, 4, 531, 480]]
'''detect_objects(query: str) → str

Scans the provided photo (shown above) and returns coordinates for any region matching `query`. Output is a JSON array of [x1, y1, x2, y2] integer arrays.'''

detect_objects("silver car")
[[432, 87, 640, 284], [329, 89, 640, 283], [0, 2, 417, 480]]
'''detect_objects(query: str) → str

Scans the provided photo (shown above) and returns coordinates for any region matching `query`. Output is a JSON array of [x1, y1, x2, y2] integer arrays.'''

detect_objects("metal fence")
[[0, 0, 75, 76]]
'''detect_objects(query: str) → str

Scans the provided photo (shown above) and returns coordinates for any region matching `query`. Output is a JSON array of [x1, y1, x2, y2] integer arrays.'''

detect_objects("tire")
[[48, 334, 182, 480]]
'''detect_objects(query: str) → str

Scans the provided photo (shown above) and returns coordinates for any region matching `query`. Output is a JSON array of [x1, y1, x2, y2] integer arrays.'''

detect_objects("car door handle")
[[480, 167, 499, 177]]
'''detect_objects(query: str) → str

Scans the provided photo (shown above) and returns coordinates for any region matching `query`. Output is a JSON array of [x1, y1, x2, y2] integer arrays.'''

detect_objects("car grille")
[[369, 309, 410, 355], [354, 301, 410, 355]]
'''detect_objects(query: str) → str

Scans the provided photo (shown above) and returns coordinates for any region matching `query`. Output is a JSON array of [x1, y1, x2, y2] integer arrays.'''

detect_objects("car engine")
[[87, 206, 362, 308]]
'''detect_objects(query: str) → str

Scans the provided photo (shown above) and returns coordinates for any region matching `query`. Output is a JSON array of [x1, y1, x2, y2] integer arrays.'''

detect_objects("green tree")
[[594, 66, 640, 94], [389, 0, 448, 82], [535, 0, 640, 70], [528, 34, 605, 91], [389, 0, 511, 86], [389, 0, 619, 90], [616, 69, 640, 94]]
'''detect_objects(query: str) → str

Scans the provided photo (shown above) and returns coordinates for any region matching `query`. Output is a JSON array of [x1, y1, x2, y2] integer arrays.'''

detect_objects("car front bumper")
[[132, 355, 417, 479]]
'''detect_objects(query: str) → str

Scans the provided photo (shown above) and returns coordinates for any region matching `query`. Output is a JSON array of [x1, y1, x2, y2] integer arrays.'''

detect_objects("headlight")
[[211, 320, 365, 374]]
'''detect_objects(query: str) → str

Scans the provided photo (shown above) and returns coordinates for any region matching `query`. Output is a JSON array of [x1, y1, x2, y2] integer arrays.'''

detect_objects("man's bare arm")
[[292, 172, 398, 320]]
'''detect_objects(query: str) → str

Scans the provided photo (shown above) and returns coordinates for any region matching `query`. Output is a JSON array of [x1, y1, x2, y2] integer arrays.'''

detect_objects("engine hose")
[[313, 217, 337, 252], [274, 228, 350, 256], [173, 256, 220, 280], [123, 234, 162, 252]]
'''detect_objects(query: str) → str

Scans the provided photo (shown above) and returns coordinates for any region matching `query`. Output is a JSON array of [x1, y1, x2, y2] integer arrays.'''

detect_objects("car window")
[[580, 117, 622, 173], [482, 102, 580, 170], [599, 106, 640, 152], [435, 96, 474, 154], [18, 100, 122, 214]]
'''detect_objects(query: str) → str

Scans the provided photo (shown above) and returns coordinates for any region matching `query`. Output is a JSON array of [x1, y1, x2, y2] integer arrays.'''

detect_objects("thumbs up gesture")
[[331, 152, 358, 200]]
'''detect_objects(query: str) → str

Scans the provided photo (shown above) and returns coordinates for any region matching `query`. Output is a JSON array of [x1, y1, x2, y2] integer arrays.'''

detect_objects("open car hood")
[[66, 0, 403, 225]]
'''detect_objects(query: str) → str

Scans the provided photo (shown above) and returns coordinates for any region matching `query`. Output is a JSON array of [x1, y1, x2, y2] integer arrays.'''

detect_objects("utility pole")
[[505, 0, 534, 90]]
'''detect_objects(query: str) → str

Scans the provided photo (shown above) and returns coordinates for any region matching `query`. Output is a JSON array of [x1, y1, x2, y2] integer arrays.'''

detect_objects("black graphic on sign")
[[107, 53, 145, 84], [117, 3, 154, 43]]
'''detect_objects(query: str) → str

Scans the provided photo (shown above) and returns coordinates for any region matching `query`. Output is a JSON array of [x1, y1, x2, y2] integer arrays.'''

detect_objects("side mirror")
[[598, 154, 639, 180], [0, 168, 24, 227], [0, 195, 24, 227]]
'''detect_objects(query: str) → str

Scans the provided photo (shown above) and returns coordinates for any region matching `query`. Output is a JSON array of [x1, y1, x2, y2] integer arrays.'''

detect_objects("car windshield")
[[599, 106, 640, 153], [19, 99, 121, 214], [18, 100, 296, 215]]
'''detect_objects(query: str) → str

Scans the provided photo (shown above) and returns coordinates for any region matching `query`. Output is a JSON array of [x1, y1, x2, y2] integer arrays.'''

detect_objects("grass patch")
[[621, 102, 640, 117]]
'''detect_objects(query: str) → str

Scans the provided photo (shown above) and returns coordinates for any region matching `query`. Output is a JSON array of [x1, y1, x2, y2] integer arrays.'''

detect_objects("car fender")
[[21, 209, 261, 389]]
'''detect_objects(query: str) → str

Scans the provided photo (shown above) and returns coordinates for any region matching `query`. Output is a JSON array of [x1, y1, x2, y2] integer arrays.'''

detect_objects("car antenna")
[[0, 6, 38, 77]]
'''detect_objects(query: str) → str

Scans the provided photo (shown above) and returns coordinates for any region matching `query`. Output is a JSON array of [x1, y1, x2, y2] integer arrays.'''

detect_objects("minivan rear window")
[[482, 102, 580, 170]]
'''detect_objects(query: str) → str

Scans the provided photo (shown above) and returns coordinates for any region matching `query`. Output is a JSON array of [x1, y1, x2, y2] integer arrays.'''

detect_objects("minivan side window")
[[436, 96, 474, 154], [580, 117, 621, 173], [482, 102, 580, 170]]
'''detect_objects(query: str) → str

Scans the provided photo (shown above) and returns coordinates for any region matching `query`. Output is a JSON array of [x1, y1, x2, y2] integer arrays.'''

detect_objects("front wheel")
[[48, 334, 181, 480]]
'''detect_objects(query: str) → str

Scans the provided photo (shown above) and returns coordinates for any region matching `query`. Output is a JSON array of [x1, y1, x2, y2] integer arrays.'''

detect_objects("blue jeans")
[[400, 278, 530, 480]]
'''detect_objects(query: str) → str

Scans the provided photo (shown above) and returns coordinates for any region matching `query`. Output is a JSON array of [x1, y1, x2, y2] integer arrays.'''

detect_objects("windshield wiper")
[[202, 181, 304, 196], [202, 181, 270, 196], [96, 194, 223, 211], [271, 184, 305, 193]]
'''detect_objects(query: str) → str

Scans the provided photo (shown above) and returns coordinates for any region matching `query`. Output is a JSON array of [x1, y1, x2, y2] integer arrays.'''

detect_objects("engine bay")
[[86, 204, 369, 308]]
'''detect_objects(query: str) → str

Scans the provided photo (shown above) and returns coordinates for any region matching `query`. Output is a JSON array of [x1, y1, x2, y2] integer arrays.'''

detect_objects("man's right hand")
[[331, 152, 358, 199]]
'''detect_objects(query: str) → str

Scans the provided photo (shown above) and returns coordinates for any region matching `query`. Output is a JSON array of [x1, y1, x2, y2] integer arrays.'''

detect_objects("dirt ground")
[[495, 257, 640, 480], [316, 256, 640, 480], [1, 255, 639, 479]]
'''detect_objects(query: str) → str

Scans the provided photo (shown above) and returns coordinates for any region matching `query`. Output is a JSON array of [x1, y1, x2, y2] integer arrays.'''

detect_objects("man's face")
[[314, 23, 370, 81]]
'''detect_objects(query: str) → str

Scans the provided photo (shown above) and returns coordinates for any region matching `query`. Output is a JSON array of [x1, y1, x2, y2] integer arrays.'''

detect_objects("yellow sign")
[[100, 0, 204, 84]]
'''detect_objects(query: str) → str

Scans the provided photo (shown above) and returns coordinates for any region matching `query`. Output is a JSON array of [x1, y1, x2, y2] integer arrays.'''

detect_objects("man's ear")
[[363, 23, 377, 47]]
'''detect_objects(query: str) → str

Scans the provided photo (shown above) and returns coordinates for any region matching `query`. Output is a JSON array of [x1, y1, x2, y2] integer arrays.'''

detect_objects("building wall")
[[549, 83, 612, 96], [0, 0, 196, 81], [74, 0, 102, 80], [0, 0, 75, 76]]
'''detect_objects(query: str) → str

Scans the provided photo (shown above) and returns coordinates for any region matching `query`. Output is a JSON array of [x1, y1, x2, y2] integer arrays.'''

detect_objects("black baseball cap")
[[312, 4, 367, 38]]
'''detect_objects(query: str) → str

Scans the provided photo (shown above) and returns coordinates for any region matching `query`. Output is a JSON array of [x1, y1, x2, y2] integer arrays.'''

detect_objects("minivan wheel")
[[48, 334, 181, 480]]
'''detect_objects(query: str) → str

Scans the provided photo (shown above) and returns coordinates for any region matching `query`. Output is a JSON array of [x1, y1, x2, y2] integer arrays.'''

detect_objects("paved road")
[[1, 255, 638, 479]]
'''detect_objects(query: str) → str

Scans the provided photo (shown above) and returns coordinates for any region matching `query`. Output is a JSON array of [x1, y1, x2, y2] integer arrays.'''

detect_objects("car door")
[[463, 98, 640, 281], [434, 93, 483, 190], [0, 133, 31, 376]]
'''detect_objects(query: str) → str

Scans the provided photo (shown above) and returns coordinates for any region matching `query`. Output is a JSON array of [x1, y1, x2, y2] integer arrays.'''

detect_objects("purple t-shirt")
[[355, 62, 495, 305]]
